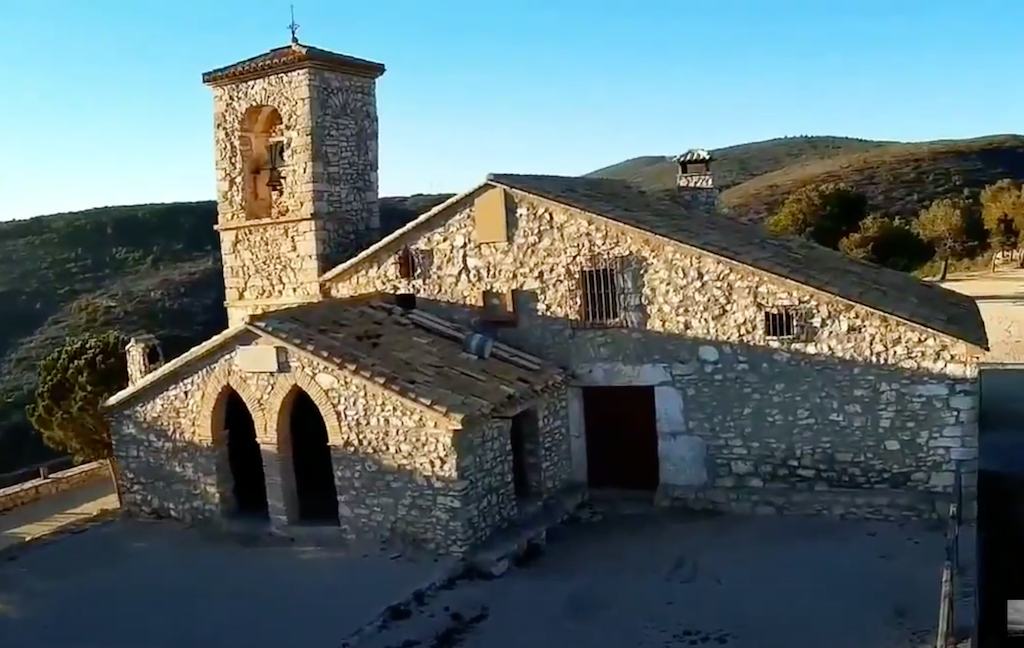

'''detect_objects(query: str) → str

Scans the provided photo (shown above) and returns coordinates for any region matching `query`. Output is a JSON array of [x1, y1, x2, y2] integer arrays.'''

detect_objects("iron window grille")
[[763, 308, 798, 339], [577, 256, 631, 328]]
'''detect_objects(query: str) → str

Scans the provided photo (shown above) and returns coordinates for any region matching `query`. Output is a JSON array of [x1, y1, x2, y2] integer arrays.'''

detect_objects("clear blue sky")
[[2, 0, 1021, 221]]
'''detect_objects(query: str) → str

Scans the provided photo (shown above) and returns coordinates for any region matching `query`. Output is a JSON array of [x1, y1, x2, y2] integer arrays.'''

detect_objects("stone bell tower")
[[672, 149, 719, 217], [202, 37, 385, 326]]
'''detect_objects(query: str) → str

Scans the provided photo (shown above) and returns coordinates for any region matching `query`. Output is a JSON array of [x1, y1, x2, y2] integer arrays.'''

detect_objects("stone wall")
[[108, 335, 475, 553], [308, 67, 381, 270], [457, 417, 518, 547], [537, 390, 574, 495], [210, 65, 380, 327], [0, 461, 111, 513], [454, 389, 574, 547], [326, 188, 981, 520]]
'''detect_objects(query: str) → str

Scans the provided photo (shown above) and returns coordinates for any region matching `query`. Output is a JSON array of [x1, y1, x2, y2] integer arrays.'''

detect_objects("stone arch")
[[266, 371, 343, 448], [239, 104, 285, 220], [266, 371, 344, 524], [198, 366, 272, 516], [198, 365, 268, 445]]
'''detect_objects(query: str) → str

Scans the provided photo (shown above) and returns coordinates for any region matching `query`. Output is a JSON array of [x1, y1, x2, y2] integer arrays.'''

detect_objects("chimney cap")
[[673, 149, 712, 163], [126, 334, 159, 348]]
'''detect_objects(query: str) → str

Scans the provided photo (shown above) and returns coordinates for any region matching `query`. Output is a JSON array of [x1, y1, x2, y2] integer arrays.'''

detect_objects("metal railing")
[[0, 456, 75, 489], [936, 464, 964, 648]]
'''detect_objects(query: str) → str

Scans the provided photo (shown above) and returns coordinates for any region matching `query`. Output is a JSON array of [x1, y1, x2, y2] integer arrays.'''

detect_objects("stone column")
[[260, 444, 291, 527]]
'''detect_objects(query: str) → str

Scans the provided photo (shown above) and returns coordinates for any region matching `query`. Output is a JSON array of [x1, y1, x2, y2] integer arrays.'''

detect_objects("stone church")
[[103, 38, 989, 555]]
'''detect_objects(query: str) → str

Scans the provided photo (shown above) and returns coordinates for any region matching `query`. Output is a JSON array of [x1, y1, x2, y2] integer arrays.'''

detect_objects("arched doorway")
[[218, 388, 270, 519], [286, 389, 340, 525]]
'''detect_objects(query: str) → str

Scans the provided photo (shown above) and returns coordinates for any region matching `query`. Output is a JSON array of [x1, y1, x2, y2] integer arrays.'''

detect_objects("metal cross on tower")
[[288, 5, 300, 44]]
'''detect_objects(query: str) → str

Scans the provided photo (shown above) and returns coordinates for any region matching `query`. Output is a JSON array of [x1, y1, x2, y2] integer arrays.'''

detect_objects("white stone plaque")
[[659, 434, 708, 487], [234, 345, 280, 373]]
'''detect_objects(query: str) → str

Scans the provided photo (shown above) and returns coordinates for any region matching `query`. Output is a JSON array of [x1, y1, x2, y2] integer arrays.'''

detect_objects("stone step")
[[466, 487, 587, 578]]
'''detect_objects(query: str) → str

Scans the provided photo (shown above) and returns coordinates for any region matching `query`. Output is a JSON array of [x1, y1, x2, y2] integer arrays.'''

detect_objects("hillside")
[[0, 195, 450, 472], [718, 135, 1024, 222], [589, 134, 1024, 223], [588, 136, 892, 190]]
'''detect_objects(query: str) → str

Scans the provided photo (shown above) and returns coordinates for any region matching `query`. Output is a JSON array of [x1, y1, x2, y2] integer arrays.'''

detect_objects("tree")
[[980, 179, 1024, 257], [838, 214, 931, 272], [26, 331, 128, 462], [766, 183, 869, 249], [913, 197, 973, 280]]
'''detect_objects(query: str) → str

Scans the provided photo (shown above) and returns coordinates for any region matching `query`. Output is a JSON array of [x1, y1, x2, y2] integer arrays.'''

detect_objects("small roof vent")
[[463, 332, 494, 359]]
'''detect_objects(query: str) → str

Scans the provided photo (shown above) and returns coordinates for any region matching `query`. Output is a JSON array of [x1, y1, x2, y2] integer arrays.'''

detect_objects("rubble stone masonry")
[[109, 334, 572, 555], [327, 188, 981, 521], [211, 66, 380, 326]]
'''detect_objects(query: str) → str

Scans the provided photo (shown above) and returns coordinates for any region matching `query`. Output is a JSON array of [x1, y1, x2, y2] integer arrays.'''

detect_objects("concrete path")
[[364, 508, 949, 648], [941, 269, 1024, 363], [0, 478, 120, 553], [0, 517, 448, 648]]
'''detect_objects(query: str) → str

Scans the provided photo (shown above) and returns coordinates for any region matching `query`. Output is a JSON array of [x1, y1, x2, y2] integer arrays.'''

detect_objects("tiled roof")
[[486, 174, 989, 350], [674, 149, 712, 162], [201, 42, 385, 86], [249, 297, 564, 422]]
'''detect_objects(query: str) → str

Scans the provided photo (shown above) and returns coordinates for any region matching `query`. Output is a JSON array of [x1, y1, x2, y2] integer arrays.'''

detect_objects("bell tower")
[[202, 38, 385, 326]]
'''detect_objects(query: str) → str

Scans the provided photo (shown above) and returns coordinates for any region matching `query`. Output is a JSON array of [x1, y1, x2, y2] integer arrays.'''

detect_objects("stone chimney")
[[672, 149, 718, 216], [125, 335, 164, 386]]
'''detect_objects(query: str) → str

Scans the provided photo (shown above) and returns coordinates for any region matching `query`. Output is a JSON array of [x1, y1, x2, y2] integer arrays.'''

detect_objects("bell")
[[266, 168, 284, 194]]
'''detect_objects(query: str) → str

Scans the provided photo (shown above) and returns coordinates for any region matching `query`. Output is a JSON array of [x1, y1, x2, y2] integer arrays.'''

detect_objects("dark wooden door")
[[582, 386, 660, 491]]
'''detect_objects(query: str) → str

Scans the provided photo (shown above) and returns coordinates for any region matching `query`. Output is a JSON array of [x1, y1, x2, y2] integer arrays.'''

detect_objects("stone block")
[[949, 396, 976, 411]]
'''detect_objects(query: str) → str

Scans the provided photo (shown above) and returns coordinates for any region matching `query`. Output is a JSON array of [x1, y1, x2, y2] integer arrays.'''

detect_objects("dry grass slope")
[[721, 135, 1024, 222]]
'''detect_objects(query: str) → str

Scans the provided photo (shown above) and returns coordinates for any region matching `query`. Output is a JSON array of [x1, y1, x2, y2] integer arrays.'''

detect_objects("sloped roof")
[[104, 295, 564, 423], [202, 42, 385, 86], [249, 298, 563, 421], [485, 174, 988, 350], [674, 149, 712, 162]]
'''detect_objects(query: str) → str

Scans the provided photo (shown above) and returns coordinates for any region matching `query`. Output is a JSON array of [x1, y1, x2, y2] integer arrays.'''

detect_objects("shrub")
[[839, 214, 931, 272], [766, 183, 869, 249]]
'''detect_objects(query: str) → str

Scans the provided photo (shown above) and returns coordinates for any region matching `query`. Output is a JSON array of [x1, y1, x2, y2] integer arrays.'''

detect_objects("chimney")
[[672, 149, 718, 216], [125, 335, 164, 386]]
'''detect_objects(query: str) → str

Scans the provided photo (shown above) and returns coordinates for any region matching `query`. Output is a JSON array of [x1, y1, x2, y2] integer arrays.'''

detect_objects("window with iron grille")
[[580, 267, 620, 325], [764, 309, 796, 338]]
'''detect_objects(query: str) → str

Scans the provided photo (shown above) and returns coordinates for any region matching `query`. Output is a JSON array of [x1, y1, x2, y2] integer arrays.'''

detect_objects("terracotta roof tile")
[[202, 42, 385, 86], [249, 296, 564, 421], [486, 174, 988, 350]]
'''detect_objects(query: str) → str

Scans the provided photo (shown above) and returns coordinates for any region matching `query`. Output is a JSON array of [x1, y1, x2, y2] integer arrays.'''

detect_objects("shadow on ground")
[[0, 518, 443, 648], [359, 507, 947, 648]]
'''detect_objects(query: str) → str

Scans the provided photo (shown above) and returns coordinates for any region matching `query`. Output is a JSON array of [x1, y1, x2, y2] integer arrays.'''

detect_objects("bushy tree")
[[913, 198, 974, 280], [766, 183, 869, 249], [26, 331, 128, 462], [839, 214, 931, 272], [980, 179, 1024, 254]]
